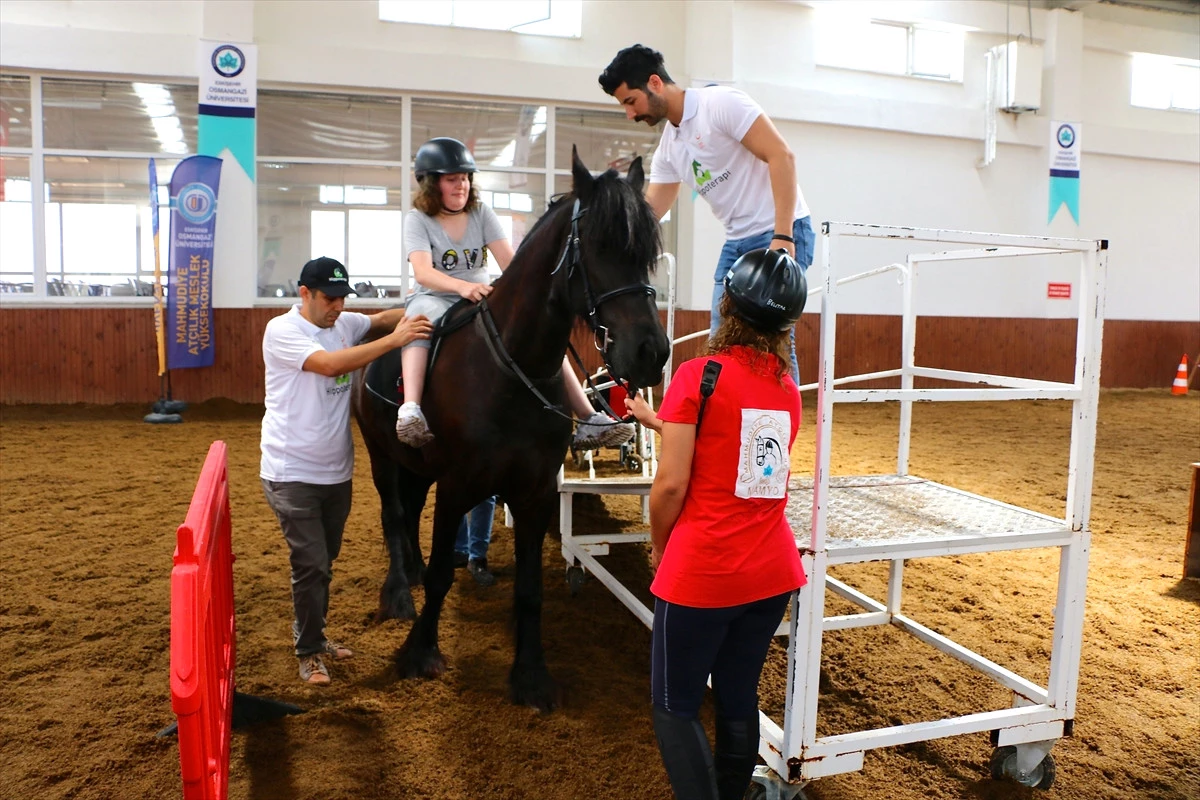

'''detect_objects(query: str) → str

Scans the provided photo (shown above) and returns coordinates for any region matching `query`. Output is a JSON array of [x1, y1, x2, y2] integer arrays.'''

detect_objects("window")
[[1, 157, 34, 291], [258, 90, 404, 161], [910, 26, 961, 80], [42, 79, 197, 154], [815, 12, 965, 82], [555, 107, 661, 175], [257, 161, 406, 298], [379, 0, 581, 38], [1131, 54, 1200, 112], [474, 171, 546, 278], [9, 77, 678, 301], [411, 99, 548, 169], [42, 156, 179, 295], [1, 75, 33, 148]]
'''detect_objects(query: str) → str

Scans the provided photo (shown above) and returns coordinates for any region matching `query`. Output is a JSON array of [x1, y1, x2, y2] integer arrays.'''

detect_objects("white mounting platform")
[[790, 475, 1072, 563], [559, 223, 1107, 791]]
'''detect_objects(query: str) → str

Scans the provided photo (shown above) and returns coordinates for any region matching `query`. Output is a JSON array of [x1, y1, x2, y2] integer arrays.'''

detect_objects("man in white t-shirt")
[[260, 256, 432, 686], [599, 44, 813, 382]]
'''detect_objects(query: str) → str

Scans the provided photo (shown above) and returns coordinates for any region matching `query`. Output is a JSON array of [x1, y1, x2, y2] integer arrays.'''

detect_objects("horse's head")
[[565, 147, 670, 390]]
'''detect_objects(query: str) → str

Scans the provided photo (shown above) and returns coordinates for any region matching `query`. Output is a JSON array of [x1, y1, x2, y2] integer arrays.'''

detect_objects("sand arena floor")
[[1, 390, 1196, 800]]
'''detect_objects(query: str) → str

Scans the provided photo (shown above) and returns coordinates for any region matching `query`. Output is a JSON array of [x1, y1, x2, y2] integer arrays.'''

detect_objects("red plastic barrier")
[[170, 441, 235, 800]]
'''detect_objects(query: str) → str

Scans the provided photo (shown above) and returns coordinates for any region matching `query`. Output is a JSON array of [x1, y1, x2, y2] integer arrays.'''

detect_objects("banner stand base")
[[156, 692, 306, 738], [144, 413, 184, 425], [154, 399, 189, 415]]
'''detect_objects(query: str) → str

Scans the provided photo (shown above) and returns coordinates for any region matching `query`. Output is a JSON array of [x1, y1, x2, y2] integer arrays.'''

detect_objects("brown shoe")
[[299, 654, 331, 686], [322, 640, 354, 661]]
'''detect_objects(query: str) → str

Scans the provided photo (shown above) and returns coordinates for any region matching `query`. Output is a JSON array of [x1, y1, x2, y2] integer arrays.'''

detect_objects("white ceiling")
[[998, 0, 1199, 19]]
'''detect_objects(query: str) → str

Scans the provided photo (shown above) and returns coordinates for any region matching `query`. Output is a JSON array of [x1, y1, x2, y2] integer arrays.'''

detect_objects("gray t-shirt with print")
[[403, 205, 505, 300]]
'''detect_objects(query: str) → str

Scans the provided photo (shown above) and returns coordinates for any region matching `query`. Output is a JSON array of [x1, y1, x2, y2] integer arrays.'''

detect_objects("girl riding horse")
[[353, 148, 669, 711]]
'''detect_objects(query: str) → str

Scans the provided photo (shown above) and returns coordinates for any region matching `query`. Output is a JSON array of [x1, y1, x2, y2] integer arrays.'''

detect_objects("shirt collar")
[[290, 303, 320, 334], [679, 88, 699, 125]]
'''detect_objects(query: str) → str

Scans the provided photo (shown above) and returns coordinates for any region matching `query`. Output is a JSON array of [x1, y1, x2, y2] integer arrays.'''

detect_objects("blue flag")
[[167, 155, 223, 369]]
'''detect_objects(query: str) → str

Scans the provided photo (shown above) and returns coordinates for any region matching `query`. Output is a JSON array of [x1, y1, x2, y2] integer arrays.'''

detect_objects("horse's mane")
[[522, 170, 661, 274]]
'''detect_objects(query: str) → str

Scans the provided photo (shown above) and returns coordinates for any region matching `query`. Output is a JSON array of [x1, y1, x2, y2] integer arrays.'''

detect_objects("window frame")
[[814, 17, 966, 84], [0, 74, 679, 306], [378, 0, 582, 39], [1130, 53, 1200, 113]]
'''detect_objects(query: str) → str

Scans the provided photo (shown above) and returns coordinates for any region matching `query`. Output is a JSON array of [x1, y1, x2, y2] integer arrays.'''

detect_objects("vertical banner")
[[199, 40, 256, 307], [198, 41, 256, 180], [1049, 121, 1081, 224], [167, 155, 222, 369], [150, 159, 167, 377]]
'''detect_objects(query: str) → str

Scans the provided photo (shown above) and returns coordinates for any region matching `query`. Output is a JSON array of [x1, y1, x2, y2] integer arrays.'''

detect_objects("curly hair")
[[708, 295, 793, 384], [413, 173, 480, 216]]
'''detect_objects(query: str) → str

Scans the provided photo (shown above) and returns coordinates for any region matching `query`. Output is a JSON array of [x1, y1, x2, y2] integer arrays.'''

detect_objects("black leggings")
[[651, 592, 791, 719]]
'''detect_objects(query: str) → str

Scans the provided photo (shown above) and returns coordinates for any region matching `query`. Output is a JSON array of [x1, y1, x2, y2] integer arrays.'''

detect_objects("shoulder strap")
[[695, 360, 723, 431]]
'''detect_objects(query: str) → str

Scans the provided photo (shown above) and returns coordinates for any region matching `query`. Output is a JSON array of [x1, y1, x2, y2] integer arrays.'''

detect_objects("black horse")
[[352, 149, 669, 711]]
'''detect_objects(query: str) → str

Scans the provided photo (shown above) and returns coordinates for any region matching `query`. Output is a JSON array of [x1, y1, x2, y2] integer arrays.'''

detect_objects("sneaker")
[[573, 411, 635, 450], [454, 551, 469, 569], [467, 558, 496, 587], [298, 654, 330, 686], [395, 401, 434, 447], [321, 639, 354, 661]]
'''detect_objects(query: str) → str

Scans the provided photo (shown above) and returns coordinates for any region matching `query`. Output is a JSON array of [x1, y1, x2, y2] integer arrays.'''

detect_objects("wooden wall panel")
[[1, 308, 1197, 405]]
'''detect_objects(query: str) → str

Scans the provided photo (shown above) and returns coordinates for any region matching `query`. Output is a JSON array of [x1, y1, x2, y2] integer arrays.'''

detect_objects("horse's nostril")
[[639, 333, 670, 367]]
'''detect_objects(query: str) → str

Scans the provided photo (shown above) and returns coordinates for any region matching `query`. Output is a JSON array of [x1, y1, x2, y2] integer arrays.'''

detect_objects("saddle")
[[427, 297, 483, 376], [363, 298, 483, 409]]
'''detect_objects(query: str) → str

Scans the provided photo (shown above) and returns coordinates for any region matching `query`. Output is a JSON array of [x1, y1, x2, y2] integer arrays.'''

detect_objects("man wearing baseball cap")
[[260, 256, 433, 686]]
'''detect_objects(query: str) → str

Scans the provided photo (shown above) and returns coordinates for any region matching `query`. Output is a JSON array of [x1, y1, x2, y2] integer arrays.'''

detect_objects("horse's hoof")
[[395, 643, 446, 680], [510, 664, 560, 713], [376, 591, 417, 623]]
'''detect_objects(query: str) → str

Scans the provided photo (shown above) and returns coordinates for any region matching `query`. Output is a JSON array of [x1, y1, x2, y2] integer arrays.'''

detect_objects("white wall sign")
[[198, 41, 257, 114]]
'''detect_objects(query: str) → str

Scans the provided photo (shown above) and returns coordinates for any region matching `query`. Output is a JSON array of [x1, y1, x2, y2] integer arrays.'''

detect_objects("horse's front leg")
[[395, 494, 462, 679], [507, 484, 560, 713]]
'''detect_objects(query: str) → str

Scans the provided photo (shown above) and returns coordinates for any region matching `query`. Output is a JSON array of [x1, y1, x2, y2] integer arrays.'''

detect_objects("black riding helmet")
[[723, 248, 807, 332], [414, 137, 477, 180]]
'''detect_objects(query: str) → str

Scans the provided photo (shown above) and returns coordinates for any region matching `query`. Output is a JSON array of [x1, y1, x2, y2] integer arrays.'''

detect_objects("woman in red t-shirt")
[[625, 248, 808, 800]]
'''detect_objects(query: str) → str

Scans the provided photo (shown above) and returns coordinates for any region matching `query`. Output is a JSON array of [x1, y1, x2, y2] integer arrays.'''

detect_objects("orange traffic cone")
[[1172, 354, 1189, 395]]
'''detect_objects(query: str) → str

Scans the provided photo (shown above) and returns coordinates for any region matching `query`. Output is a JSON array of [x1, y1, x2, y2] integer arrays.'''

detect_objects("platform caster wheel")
[[744, 782, 767, 800], [990, 745, 1056, 790], [566, 565, 587, 596], [625, 455, 642, 473]]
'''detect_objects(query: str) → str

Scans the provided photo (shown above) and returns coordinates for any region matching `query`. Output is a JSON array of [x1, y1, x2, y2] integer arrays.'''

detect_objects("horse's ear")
[[626, 156, 645, 193], [571, 145, 594, 202]]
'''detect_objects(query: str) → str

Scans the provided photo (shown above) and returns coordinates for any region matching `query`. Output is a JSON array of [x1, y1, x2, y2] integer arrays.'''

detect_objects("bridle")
[[552, 198, 656, 364]]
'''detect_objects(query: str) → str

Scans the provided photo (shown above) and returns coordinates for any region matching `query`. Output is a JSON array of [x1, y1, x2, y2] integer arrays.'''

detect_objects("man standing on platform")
[[260, 256, 432, 686], [599, 44, 813, 383]]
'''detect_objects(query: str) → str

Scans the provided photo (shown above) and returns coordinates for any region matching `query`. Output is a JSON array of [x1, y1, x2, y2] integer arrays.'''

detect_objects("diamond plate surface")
[[786, 475, 1067, 550]]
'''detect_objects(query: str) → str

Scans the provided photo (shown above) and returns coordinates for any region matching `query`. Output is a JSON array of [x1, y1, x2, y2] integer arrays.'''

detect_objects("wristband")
[[771, 233, 795, 244]]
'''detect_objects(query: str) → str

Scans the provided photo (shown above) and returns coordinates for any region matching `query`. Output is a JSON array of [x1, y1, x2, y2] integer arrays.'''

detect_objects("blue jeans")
[[455, 496, 496, 561], [710, 216, 815, 384]]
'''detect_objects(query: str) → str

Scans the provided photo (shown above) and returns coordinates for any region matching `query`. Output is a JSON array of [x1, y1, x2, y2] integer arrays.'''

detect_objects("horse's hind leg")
[[395, 496, 463, 679], [395, 471, 428, 585], [367, 452, 423, 622], [507, 488, 560, 713]]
